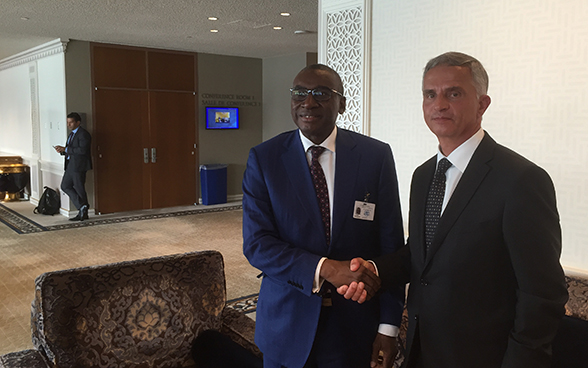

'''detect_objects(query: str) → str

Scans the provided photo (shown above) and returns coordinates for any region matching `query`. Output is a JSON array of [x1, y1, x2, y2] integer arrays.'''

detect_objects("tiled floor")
[[0, 200, 259, 355]]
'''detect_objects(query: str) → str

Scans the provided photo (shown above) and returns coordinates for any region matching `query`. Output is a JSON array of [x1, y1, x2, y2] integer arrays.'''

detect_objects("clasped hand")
[[320, 258, 380, 303], [335, 257, 376, 304]]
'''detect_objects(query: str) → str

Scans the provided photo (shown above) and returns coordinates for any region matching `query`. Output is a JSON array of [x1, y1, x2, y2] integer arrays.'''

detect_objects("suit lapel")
[[281, 133, 326, 245], [424, 134, 497, 266], [331, 129, 359, 249]]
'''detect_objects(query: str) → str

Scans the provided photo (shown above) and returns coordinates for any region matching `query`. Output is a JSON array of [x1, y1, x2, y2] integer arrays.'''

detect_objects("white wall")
[[369, 0, 588, 272], [262, 53, 308, 141], [0, 63, 31, 156], [38, 53, 67, 165], [0, 40, 69, 208]]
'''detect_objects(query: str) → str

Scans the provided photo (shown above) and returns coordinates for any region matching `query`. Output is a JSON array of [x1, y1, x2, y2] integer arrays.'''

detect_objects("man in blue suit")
[[243, 64, 405, 368]]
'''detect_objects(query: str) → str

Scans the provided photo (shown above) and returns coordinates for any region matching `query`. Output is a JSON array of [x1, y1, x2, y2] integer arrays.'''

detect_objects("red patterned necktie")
[[309, 146, 330, 245], [424, 158, 452, 257]]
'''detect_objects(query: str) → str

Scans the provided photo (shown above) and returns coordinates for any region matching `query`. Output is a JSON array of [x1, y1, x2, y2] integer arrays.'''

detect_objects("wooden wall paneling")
[[148, 91, 197, 208], [94, 89, 149, 213], [93, 44, 147, 89], [147, 51, 195, 91]]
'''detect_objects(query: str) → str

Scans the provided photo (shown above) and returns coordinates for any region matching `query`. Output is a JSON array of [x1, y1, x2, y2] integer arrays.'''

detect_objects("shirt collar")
[[72, 126, 80, 134], [437, 128, 484, 172], [299, 126, 337, 153]]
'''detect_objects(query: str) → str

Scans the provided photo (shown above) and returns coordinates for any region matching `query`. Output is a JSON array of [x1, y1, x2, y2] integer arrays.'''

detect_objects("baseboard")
[[197, 194, 243, 205], [565, 267, 588, 278]]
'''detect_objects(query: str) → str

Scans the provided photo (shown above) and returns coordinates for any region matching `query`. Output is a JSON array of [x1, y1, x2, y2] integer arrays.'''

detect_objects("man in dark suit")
[[242, 64, 405, 368], [54, 112, 92, 221], [339, 52, 568, 367]]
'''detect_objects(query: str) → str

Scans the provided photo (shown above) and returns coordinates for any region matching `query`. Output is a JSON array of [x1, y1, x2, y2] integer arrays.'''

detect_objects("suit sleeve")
[[375, 244, 411, 291], [242, 147, 322, 296], [376, 144, 406, 327], [501, 165, 568, 367]]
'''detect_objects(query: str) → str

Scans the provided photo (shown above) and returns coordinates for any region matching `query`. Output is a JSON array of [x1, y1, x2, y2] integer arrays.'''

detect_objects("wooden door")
[[149, 91, 197, 208], [94, 89, 149, 213], [92, 44, 198, 213]]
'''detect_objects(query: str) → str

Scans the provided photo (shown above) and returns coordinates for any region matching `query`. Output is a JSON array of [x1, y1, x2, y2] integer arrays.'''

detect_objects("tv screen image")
[[205, 107, 239, 129]]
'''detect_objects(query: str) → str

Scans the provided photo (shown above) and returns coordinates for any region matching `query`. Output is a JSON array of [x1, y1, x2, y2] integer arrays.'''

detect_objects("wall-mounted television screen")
[[205, 107, 239, 129]]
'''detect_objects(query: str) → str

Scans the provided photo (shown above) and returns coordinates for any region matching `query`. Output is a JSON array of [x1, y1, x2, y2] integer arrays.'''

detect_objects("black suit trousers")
[[61, 164, 88, 210]]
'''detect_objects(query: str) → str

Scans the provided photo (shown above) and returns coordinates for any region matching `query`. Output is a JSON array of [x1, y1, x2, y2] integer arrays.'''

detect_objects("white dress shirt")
[[437, 128, 485, 213]]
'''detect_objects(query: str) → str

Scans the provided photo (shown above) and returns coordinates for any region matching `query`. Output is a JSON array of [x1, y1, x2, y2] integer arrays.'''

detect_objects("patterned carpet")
[[0, 203, 46, 234], [226, 293, 259, 315], [0, 202, 243, 234], [0, 205, 260, 356]]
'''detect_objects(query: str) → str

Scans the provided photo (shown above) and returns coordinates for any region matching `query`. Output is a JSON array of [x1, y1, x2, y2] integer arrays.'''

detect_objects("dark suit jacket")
[[377, 132, 568, 368], [62, 126, 92, 172], [242, 128, 405, 367]]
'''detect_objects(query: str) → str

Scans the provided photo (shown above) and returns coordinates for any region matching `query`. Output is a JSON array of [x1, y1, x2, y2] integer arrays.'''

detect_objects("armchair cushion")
[[31, 250, 227, 368]]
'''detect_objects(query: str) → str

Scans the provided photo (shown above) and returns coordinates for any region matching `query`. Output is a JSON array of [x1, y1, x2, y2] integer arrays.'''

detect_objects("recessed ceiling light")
[[280, 12, 290, 17], [20, 17, 29, 21], [210, 29, 219, 33], [273, 26, 282, 30], [208, 17, 218, 21]]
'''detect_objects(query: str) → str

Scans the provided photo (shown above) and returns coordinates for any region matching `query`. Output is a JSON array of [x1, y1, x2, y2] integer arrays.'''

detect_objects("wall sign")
[[201, 93, 261, 107]]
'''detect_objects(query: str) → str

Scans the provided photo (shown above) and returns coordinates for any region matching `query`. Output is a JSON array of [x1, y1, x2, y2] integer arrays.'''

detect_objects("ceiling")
[[0, 0, 318, 62]]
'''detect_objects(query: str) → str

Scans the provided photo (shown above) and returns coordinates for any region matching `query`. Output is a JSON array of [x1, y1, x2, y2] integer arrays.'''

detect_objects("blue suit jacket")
[[243, 128, 404, 367]]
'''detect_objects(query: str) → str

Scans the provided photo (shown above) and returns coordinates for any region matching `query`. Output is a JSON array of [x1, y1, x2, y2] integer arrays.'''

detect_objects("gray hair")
[[423, 52, 489, 96]]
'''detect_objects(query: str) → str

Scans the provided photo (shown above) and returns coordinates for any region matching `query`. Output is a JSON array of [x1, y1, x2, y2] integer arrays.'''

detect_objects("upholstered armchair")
[[0, 250, 259, 368]]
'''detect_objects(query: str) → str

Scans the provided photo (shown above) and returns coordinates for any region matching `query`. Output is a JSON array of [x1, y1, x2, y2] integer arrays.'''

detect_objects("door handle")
[[151, 148, 156, 163], [144, 148, 149, 164]]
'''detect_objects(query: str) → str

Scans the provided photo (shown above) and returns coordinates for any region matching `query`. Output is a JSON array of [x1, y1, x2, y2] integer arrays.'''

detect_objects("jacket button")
[[420, 279, 429, 286]]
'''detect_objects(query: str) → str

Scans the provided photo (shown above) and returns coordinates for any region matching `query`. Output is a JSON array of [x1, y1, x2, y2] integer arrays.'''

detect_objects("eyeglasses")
[[290, 87, 344, 102]]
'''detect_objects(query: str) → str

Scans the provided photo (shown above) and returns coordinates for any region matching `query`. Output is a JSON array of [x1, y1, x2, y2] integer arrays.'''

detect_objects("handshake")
[[322, 257, 380, 304]]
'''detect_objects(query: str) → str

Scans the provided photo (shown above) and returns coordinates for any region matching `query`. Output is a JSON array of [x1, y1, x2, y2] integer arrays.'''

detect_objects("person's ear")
[[478, 95, 491, 118], [338, 96, 346, 115]]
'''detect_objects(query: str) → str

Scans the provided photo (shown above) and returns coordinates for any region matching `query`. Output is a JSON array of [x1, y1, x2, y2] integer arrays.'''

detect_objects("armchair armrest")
[[0, 350, 48, 368], [220, 307, 261, 358]]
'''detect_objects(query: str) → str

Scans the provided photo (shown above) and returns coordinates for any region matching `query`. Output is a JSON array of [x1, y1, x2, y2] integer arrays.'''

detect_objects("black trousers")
[[60, 168, 88, 210]]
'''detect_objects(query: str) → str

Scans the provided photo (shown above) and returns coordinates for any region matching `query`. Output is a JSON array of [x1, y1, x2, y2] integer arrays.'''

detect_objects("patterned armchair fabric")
[[564, 275, 588, 321], [0, 250, 258, 368]]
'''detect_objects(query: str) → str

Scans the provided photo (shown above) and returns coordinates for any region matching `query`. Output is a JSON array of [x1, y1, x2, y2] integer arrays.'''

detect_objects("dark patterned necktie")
[[309, 146, 330, 245], [66, 131, 74, 147], [424, 158, 452, 256], [66, 131, 74, 160]]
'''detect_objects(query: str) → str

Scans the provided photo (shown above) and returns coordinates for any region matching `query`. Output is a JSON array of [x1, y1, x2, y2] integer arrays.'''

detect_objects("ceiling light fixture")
[[273, 26, 282, 30], [210, 29, 219, 33], [20, 17, 29, 21], [280, 12, 290, 17], [208, 17, 218, 21]]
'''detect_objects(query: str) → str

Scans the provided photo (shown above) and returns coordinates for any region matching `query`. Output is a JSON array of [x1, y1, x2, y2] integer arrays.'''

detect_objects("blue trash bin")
[[200, 164, 228, 205]]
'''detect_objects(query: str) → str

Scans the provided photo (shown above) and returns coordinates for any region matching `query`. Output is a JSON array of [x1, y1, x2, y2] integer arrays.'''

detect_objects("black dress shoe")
[[80, 205, 89, 221], [69, 213, 82, 221]]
